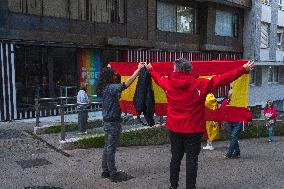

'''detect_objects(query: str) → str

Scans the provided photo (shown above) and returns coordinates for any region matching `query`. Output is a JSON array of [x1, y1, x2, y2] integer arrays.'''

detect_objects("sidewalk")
[[1, 116, 284, 188], [1, 112, 159, 150], [1, 128, 284, 189], [13, 111, 104, 126]]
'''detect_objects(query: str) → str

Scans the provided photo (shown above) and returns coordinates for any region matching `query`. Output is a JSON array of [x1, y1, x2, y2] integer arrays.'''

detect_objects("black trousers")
[[169, 131, 203, 189]]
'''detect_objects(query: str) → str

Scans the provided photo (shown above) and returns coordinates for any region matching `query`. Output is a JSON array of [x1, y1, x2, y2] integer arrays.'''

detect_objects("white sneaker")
[[203, 145, 214, 150], [78, 131, 87, 135]]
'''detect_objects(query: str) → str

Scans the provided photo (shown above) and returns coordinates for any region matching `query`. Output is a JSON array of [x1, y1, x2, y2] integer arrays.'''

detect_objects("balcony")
[[196, 0, 251, 8]]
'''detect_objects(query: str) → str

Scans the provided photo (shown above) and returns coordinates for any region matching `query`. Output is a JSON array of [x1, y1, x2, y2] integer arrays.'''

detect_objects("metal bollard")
[[35, 98, 40, 127], [60, 105, 66, 141]]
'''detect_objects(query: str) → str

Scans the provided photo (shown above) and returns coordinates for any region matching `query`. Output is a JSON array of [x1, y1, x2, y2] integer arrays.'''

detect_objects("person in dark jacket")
[[145, 58, 254, 189], [133, 67, 155, 126], [96, 62, 144, 182], [221, 89, 252, 159]]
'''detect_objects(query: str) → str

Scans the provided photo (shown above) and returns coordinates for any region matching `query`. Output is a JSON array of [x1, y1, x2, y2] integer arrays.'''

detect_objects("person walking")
[[96, 63, 144, 182], [145, 58, 254, 189], [203, 93, 220, 150], [77, 82, 89, 134], [221, 90, 252, 159], [264, 100, 277, 143]]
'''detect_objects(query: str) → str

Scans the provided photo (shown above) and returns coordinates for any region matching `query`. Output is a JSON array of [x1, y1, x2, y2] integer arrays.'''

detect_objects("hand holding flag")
[[243, 60, 255, 72]]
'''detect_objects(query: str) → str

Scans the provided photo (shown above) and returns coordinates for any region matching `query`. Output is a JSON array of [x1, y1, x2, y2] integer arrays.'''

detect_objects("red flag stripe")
[[119, 101, 251, 122], [110, 60, 248, 76]]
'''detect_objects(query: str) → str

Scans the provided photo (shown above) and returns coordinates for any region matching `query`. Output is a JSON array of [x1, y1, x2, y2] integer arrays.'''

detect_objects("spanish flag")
[[110, 60, 251, 122]]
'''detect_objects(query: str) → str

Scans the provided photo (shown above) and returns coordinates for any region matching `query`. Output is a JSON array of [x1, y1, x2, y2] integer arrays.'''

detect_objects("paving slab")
[[1, 121, 284, 189]]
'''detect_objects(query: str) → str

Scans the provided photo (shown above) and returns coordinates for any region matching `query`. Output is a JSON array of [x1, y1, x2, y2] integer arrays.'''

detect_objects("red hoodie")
[[264, 106, 277, 120], [148, 66, 248, 133]]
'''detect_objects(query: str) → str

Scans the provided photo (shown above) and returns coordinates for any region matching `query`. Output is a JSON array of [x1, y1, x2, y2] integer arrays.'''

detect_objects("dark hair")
[[175, 58, 192, 73], [80, 82, 88, 91], [265, 100, 275, 109], [96, 67, 117, 97]]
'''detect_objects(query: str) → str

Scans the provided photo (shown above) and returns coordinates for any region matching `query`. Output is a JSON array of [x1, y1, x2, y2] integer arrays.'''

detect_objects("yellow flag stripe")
[[231, 74, 249, 107], [120, 74, 249, 107]]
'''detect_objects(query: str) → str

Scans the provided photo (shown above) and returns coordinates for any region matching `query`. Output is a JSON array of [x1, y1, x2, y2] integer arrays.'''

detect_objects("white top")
[[77, 90, 89, 105]]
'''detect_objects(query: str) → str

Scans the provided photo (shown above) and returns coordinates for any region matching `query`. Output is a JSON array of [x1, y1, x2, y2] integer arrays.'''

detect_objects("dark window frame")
[[215, 9, 239, 38], [8, 0, 126, 24], [250, 69, 256, 85], [156, 0, 197, 34], [268, 66, 280, 83]]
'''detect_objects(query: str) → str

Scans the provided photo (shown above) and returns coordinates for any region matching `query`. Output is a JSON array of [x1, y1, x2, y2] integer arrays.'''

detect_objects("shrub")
[[78, 126, 169, 149], [78, 133, 105, 149], [220, 120, 284, 140], [45, 119, 103, 134], [77, 121, 284, 149]]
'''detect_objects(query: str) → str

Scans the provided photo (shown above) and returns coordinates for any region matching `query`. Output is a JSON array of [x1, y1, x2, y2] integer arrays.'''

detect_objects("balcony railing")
[[206, 0, 251, 8]]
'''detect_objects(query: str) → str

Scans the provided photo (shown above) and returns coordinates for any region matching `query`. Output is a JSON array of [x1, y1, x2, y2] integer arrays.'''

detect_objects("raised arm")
[[202, 60, 254, 94], [145, 63, 168, 90], [124, 62, 145, 88]]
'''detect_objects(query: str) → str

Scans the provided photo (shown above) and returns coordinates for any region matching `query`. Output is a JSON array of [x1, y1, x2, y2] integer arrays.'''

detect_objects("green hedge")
[[77, 121, 284, 149], [219, 121, 284, 139], [45, 119, 102, 134], [78, 126, 169, 149]]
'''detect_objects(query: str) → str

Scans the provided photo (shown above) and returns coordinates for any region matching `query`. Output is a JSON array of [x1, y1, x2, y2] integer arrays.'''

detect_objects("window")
[[277, 27, 284, 49], [14, 46, 78, 109], [250, 66, 262, 86], [253, 66, 263, 86], [157, 1, 195, 34], [8, 0, 125, 24], [177, 6, 195, 33], [268, 66, 279, 83], [261, 22, 270, 48], [215, 10, 238, 37], [262, 0, 270, 5], [79, 0, 125, 23], [8, 0, 42, 15], [279, 0, 284, 10], [250, 69, 256, 84]]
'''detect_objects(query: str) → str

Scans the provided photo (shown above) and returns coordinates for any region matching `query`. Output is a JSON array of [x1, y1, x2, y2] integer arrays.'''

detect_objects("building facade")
[[244, 0, 284, 111], [0, 0, 250, 121]]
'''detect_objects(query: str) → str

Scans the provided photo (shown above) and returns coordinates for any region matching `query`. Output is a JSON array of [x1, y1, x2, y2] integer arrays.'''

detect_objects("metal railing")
[[56, 103, 101, 141], [35, 96, 102, 128]]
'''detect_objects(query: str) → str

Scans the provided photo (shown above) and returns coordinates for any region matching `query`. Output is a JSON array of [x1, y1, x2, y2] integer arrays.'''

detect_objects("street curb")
[[59, 125, 161, 150]]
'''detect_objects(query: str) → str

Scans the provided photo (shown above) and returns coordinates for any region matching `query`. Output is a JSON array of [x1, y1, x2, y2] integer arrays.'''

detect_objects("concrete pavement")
[[1, 122, 284, 189]]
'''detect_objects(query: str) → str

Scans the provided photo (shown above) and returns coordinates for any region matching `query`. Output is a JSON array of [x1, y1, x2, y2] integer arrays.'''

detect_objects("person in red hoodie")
[[264, 100, 277, 143], [145, 58, 254, 189]]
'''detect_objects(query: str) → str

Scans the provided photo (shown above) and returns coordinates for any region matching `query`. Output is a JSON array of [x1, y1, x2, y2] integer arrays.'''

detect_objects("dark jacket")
[[101, 83, 126, 122], [133, 67, 155, 126]]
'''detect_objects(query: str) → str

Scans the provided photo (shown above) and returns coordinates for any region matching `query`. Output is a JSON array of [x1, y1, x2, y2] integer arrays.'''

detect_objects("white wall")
[[276, 50, 284, 61], [261, 4, 271, 23], [249, 2, 284, 108], [249, 66, 284, 106], [260, 49, 270, 61], [278, 10, 284, 27]]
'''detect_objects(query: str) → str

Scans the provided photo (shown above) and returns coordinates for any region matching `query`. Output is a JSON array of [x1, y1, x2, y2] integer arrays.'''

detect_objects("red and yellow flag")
[[110, 60, 251, 122]]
